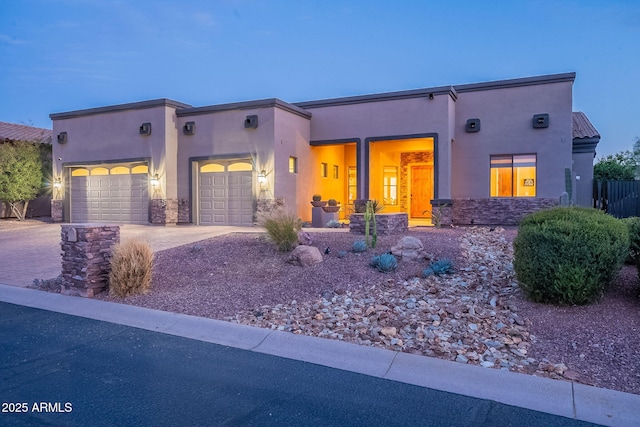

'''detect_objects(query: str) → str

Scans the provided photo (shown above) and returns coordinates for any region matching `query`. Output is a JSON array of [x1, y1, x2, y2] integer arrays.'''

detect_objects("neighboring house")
[[0, 121, 52, 218], [49, 72, 599, 226]]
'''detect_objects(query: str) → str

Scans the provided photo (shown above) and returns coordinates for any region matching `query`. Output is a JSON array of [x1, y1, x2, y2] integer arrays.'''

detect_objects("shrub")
[[429, 258, 454, 275], [621, 217, 640, 263], [259, 207, 301, 252], [513, 206, 628, 305], [352, 240, 367, 253], [109, 238, 154, 297], [370, 253, 398, 273], [326, 219, 342, 228]]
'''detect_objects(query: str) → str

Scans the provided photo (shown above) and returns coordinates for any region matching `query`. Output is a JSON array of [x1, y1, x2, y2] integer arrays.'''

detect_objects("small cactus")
[[352, 240, 367, 253], [337, 250, 348, 258], [328, 198, 338, 206], [312, 194, 322, 201], [326, 219, 342, 228], [422, 267, 434, 277]]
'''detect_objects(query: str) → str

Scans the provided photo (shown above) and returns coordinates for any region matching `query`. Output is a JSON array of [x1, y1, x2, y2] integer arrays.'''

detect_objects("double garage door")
[[70, 164, 149, 223], [198, 161, 254, 225]]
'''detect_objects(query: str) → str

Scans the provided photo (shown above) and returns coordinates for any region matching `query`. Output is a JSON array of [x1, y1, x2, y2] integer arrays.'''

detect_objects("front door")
[[410, 165, 433, 218]]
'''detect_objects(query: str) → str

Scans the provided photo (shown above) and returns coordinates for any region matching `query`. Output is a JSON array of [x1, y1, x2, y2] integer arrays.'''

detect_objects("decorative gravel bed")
[[29, 222, 640, 395]]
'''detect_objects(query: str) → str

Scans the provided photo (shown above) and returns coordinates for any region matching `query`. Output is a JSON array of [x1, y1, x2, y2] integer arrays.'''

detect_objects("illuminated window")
[[110, 166, 130, 175], [200, 163, 225, 173], [289, 157, 298, 173], [490, 154, 536, 197], [321, 162, 328, 178], [71, 168, 89, 177], [131, 165, 149, 174], [333, 165, 339, 179], [228, 162, 252, 171], [90, 167, 109, 176], [383, 166, 398, 205], [348, 167, 357, 204]]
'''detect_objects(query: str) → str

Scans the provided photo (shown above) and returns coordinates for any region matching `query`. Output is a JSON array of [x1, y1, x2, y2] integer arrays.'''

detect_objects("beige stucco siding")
[[452, 81, 573, 199]]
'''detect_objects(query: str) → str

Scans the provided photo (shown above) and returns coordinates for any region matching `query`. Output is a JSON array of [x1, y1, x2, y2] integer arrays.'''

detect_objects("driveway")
[[0, 223, 258, 287]]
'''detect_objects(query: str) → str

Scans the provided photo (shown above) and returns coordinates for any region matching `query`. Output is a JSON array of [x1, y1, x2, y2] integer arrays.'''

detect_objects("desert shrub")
[[621, 217, 640, 264], [370, 253, 398, 273], [259, 207, 301, 252], [513, 206, 628, 305], [352, 240, 367, 253], [109, 238, 154, 297], [424, 258, 454, 276], [326, 219, 342, 228]]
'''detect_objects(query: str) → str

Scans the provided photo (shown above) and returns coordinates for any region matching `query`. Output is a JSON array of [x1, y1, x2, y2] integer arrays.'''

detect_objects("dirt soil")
[[91, 227, 640, 396]]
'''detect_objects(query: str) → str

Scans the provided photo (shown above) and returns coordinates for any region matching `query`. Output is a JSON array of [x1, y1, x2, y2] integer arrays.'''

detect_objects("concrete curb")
[[2, 283, 639, 426]]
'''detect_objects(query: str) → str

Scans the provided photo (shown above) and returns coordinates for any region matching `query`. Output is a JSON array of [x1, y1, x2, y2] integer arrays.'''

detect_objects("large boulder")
[[391, 236, 427, 262], [287, 245, 323, 267]]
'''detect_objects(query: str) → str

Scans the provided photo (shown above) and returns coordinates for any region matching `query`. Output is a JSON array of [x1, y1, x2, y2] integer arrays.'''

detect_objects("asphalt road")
[[0, 302, 596, 427]]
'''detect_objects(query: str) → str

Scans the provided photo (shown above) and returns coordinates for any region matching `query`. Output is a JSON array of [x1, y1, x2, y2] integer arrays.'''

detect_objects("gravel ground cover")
[[18, 217, 639, 395]]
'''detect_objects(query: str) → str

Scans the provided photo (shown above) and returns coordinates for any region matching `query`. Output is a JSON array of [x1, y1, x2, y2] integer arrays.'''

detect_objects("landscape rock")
[[297, 230, 313, 246], [390, 236, 427, 262], [287, 245, 323, 267]]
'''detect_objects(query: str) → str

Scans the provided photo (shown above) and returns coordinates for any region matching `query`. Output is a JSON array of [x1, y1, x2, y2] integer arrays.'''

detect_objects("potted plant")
[[311, 194, 326, 207], [322, 199, 341, 213]]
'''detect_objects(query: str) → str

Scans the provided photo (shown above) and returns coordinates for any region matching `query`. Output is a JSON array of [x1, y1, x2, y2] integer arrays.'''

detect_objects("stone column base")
[[151, 199, 178, 225], [51, 199, 64, 223]]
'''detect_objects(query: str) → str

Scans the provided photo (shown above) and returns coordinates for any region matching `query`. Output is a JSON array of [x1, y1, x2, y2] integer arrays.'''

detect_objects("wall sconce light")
[[53, 177, 62, 189], [57, 132, 67, 144], [245, 115, 258, 129], [428, 93, 434, 100], [183, 121, 195, 135], [139, 122, 152, 135], [150, 174, 159, 187], [466, 118, 481, 132], [533, 113, 549, 128], [257, 170, 267, 191]]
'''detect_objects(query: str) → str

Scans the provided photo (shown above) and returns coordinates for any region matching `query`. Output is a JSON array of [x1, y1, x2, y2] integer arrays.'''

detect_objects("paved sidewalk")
[[2, 285, 639, 426], [0, 223, 259, 287]]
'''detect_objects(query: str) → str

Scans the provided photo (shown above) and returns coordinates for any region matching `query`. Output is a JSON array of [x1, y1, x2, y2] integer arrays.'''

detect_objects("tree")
[[593, 150, 636, 181], [0, 141, 44, 220]]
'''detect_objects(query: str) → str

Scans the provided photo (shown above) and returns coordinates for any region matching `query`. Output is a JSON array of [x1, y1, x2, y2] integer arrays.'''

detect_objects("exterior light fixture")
[[257, 170, 267, 191], [57, 132, 67, 144], [465, 118, 481, 133], [533, 114, 549, 128], [53, 177, 62, 189], [139, 122, 152, 135], [150, 174, 159, 187]]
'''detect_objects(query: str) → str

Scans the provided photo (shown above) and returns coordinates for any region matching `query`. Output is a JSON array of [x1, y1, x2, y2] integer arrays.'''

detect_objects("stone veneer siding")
[[451, 198, 559, 225], [177, 199, 190, 224], [256, 198, 285, 223], [151, 199, 178, 225], [60, 224, 120, 297], [349, 213, 408, 235], [51, 199, 64, 223]]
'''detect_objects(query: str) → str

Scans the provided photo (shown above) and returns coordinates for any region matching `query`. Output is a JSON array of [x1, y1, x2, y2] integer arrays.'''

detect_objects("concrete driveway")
[[0, 223, 258, 287]]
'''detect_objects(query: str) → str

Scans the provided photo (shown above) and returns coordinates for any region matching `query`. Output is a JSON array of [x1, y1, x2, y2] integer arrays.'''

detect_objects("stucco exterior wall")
[[452, 81, 574, 200], [272, 108, 311, 219]]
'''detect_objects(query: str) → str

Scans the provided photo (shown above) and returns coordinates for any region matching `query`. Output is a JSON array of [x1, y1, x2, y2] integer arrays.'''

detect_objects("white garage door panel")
[[71, 171, 148, 224], [199, 170, 253, 225]]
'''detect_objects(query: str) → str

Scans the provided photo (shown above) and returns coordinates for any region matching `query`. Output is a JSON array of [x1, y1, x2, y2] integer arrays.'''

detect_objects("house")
[[0, 121, 53, 218], [49, 72, 599, 226]]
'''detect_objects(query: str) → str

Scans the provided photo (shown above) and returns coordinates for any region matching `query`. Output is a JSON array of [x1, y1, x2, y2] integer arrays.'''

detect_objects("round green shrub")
[[621, 217, 640, 263], [513, 206, 628, 305]]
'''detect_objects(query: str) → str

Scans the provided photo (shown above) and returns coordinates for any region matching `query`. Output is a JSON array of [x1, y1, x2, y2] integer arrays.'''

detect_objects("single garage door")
[[198, 161, 254, 225], [70, 164, 149, 223]]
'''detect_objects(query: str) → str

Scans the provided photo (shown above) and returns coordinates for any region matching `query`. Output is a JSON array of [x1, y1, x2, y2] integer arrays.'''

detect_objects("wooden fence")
[[593, 180, 640, 218]]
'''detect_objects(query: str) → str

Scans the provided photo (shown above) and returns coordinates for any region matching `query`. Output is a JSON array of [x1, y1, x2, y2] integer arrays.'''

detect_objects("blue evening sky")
[[1, 0, 638, 158]]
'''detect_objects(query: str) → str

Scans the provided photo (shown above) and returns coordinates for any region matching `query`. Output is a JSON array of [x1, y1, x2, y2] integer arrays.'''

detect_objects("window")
[[289, 156, 298, 173], [333, 165, 339, 179], [383, 166, 398, 205], [490, 154, 536, 197], [348, 167, 357, 204], [321, 162, 328, 178]]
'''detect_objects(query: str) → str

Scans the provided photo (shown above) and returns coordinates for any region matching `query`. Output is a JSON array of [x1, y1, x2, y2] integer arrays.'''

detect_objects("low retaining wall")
[[60, 224, 120, 297], [349, 213, 408, 235], [452, 198, 559, 225]]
